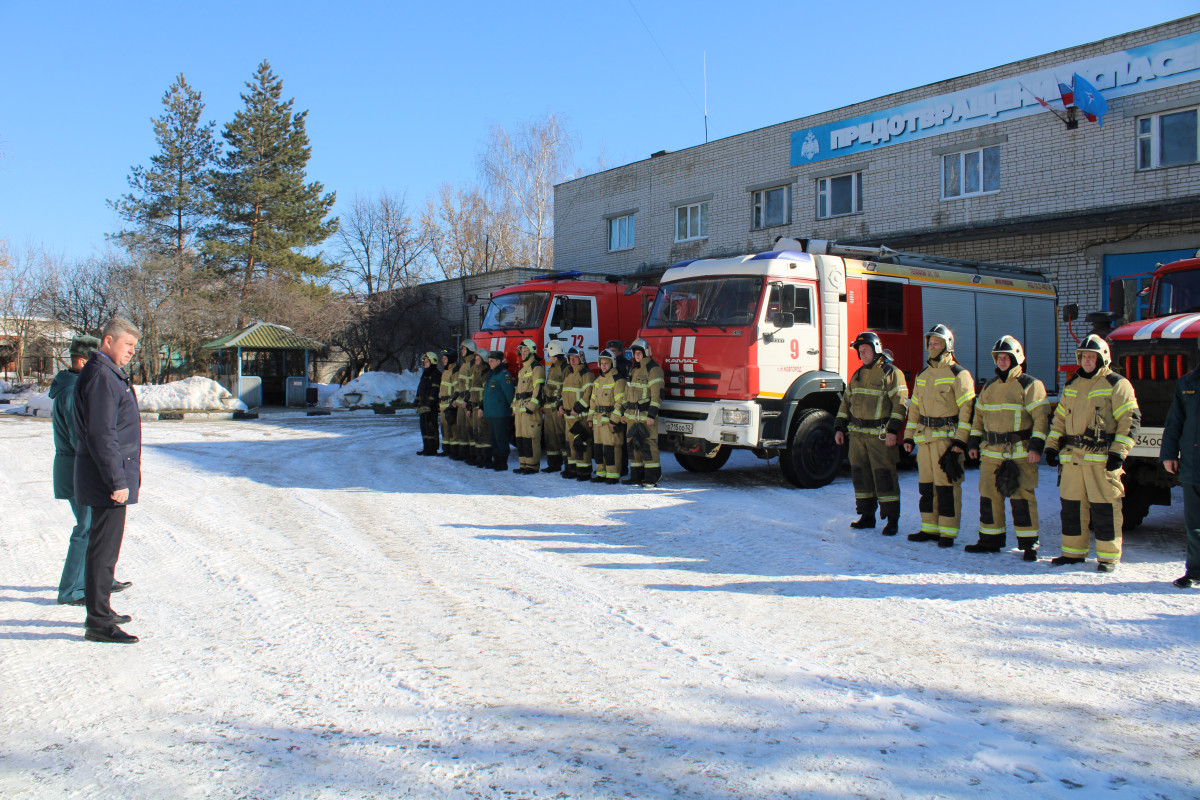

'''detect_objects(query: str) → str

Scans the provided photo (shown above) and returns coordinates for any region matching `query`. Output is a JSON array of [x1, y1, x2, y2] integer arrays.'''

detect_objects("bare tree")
[[331, 286, 451, 378], [33, 253, 122, 339], [0, 242, 45, 380], [332, 191, 431, 296], [421, 183, 526, 280], [479, 114, 575, 270]]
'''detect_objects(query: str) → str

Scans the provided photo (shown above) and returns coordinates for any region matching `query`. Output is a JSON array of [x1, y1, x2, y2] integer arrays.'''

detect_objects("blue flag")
[[1072, 73, 1109, 126]]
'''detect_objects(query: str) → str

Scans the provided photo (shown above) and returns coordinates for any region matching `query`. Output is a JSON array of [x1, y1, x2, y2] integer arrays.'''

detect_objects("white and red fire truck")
[[1096, 252, 1200, 528], [639, 238, 1059, 488], [473, 271, 657, 374]]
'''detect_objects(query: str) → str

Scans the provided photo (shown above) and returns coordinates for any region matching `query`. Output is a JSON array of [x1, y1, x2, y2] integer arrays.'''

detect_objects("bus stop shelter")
[[201, 321, 324, 408]]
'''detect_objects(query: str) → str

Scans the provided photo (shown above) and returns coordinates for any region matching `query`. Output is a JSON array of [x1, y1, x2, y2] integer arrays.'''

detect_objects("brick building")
[[553, 15, 1200, 385]]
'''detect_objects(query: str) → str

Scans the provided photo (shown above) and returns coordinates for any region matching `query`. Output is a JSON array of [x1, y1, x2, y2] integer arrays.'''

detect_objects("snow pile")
[[0, 383, 49, 416], [134, 376, 248, 412], [309, 382, 341, 404], [320, 370, 420, 408]]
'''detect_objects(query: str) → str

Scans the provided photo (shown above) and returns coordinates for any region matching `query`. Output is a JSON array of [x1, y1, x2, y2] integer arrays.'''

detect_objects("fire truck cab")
[[641, 238, 1058, 488]]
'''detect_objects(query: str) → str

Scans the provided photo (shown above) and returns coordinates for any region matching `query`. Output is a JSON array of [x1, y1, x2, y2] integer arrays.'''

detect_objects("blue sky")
[[1, 1, 1193, 262]]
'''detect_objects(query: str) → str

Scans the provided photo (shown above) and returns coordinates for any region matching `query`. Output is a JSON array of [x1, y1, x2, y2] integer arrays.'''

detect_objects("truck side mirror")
[[780, 284, 797, 314], [773, 312, 795, 328], [1061, 303, 1078, 323]]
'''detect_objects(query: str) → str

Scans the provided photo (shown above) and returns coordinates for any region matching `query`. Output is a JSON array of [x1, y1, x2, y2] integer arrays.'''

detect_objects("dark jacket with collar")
[[49, 368, 80, 499], [1162, 366, 1200, 485], [73, 352, 142, 507]]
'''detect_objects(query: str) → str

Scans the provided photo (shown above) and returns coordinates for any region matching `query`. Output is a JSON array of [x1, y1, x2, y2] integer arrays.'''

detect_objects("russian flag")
[[1057, 81, 1074, 107]]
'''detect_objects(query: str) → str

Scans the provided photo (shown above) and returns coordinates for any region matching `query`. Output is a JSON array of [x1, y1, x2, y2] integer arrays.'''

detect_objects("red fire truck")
[[1095, 252, 1200, 529], [473, 271, 657, 373], [639, 238, 1059, 488]]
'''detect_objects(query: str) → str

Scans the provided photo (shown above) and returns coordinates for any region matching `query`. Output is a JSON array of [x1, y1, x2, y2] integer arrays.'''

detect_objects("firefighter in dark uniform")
[[415, 351, 442, 456], [468, 348, 492, 468], [623, 337, 665, 488], [1161, 348, 1200, 588], [542, 341, 569, 472], [511, 338, 546, 474], [436, 348, 457, 456], [903, 325, 975, 547], [606, 338, 632, 379], [1044, 334, 1140, 572], [560, 345, 595, 481], [834, 332, 910, 536], [590, 349, 627, 484], [964, 336, 1051, 560]]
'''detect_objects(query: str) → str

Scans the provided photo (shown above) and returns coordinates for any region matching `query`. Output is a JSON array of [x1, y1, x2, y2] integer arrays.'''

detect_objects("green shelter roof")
[[201, 321, 324, 351]]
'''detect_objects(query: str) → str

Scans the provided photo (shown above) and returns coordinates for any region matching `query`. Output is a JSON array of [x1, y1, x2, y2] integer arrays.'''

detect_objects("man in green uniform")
[[482, 350, 515, 472], [903, 325, 975, 547], [834, 332, 909, 536], [1044, 334, 1140, 572]]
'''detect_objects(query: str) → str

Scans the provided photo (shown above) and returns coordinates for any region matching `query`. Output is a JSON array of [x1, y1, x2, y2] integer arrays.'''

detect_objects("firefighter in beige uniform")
[[623, 338, 665, 488], [560, 346, 595, 481], [467, 348, 491, 468], [964, 336, 1051, 561], [1043, 334, 1140, 572], [436, 349, 457, 456], [511, 338, 546, 475], [834, 332, 910, 536], [541, 341, 570, 473], [589, 349, 627, 484], [452, 340, 478, 463], [902, 325, 975, 547]]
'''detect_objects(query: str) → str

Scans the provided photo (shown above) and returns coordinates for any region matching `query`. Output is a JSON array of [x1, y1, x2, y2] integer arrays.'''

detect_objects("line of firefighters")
[[413, 337, 666, 488], [835, 325, 1140, 572], [410, 323, 1140, 571]]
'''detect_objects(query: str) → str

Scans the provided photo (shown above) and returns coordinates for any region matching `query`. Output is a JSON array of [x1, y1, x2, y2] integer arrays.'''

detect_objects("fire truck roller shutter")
[[1022, 297, 1057, 388], [921, 287, 978, 376], [976, 292, 1026, 382]]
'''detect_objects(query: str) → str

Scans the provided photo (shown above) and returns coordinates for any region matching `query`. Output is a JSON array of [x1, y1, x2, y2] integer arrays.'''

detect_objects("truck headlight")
[[721, 408, 751, 425]]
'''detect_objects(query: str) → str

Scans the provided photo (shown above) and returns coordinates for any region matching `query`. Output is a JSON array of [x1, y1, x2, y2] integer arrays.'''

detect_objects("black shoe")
[[561, 469, 576, 479], [84, 626, 138, 644], [964, 543, 1001, 553], [111, 580, 132, 593], [111, 613, 132, 624], [541, 465, 561, 473], [577, 473, 593, 482], [621, 477, 641, 485], [1049, 556, 1086, 566], [605, 478, 620, 485], [590, 475, 607, 483], [850, 514, 875, 530], [417, 450, 431, 456], [937, 537, 955, 548], [881, 518, 898, 536], [492, 464, 507, 472], [1096, 562, 1117, 573], [908, 532, 939, 542], [61, 597, 86, 606], [435, 451, 449, 457], [1173, 574, 1197, 589], [1022, 548, 1039, 562]]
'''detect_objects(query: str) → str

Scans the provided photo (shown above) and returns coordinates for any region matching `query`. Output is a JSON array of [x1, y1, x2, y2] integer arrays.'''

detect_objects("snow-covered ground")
[[1, 412, 1198, 799]]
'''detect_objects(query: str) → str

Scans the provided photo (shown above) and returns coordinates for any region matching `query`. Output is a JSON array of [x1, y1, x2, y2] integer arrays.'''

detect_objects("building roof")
[[201, 321, 324, 351]]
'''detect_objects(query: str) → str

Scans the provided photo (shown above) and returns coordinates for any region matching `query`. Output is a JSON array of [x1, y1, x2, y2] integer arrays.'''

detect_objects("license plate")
[[664, 421, 693, 433]]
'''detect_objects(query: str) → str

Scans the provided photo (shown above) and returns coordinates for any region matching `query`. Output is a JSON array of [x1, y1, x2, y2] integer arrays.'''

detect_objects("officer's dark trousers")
[[85, 505, 126, 631], [1185, 483, 1200, 577], [488, 417, 512, 468]]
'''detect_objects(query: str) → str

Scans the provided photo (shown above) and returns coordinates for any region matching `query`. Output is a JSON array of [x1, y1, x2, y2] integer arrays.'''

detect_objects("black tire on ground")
[[1122, 493, 1152, 532], [675, 445, 732, 473], [780, 408, 842, 488]]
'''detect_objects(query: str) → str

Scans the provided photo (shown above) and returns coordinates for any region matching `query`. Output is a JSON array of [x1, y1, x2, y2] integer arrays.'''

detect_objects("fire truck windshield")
[[1154, 270, 1200, 316], [480, 291, 550, 331], [645, 276, 763, 328]]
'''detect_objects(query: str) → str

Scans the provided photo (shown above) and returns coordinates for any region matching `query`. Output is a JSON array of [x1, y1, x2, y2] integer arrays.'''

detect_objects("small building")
[[201, 321, 324, 408]]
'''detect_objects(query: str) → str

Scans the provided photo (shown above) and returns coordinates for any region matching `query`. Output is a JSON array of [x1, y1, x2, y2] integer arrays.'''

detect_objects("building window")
[[608, 214, 635, 251], [865, 280, 904, 332], [752, 186, 791, 229], [675, 201, 709, 242], [1138, 107, 1199, 169], [942, 146, 1000, 198], [817, 173, 862, 219]]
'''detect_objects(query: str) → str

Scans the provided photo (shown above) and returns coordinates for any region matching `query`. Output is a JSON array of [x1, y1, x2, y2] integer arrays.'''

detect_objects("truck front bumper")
[[656, 399, 761, 451]]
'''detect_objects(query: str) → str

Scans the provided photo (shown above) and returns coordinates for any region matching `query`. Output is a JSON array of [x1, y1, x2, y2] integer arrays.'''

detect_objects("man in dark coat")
[[1162, 356, 1200, 588], [482, 350, 515, 471], [415, 351, 441, 456], [74, 318, 142, 644], [51, 334, 132, 605]]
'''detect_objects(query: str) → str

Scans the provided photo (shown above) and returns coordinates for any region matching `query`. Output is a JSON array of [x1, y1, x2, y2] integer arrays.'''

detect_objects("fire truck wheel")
[[1121, 494, 1151, 532], [780, 408, 842, 489], [674, 445, 732, 473]]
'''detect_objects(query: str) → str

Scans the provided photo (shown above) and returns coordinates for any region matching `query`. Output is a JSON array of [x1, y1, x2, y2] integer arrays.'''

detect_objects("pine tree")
[[206, 60, 338, 305], [109, 74, 218, 261]]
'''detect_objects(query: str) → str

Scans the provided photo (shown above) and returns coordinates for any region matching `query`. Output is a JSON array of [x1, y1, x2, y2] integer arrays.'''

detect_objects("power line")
[[626, 0, 705, 128]]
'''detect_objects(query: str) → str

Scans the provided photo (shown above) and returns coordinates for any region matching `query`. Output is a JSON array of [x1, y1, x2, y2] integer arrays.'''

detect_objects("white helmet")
[[1076, 334, 1111, 368], [991, 335, 1025, 367], [545, 341, 565, 358], [926, 324, 954, 353], [461, 340, 477, 354], [598, 348, 618, 370], [630, 338, 651, 358]]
